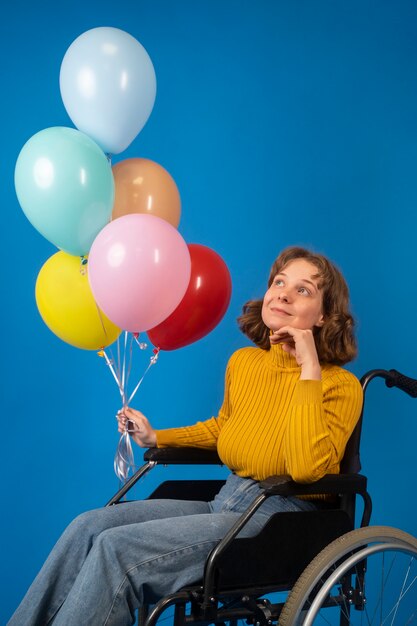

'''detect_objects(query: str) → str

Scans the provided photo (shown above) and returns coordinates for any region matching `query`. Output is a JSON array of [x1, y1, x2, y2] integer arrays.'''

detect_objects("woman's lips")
[[270, 307, 291, 316]]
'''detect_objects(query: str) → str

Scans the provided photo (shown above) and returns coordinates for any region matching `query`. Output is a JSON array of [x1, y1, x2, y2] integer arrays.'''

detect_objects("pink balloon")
[[88, 214, 191, 332]]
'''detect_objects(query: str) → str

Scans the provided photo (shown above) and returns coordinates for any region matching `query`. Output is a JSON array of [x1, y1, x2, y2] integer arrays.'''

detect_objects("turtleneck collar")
[[266, 342, 300, 370]]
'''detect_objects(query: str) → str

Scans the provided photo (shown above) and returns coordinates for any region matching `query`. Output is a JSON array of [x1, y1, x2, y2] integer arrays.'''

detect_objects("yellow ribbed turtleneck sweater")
[[156, 344, 363, 483]]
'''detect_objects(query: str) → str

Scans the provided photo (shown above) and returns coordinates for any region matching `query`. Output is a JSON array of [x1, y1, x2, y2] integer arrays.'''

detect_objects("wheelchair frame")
[[106, 368, 417, 626]]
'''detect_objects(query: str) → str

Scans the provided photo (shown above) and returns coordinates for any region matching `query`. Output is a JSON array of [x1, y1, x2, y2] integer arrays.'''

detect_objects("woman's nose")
[[278, 291, 289, 302]]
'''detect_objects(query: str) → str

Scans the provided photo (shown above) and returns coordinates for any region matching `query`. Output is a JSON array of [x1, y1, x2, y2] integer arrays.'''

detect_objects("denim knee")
[[67, 509, 95, 532], [92, 527, 121, 561], [60, 508, 106, 547]]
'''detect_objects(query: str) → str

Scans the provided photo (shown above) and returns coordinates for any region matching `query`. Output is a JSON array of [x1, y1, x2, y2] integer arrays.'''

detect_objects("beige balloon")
[[112, 158, 181, 227]]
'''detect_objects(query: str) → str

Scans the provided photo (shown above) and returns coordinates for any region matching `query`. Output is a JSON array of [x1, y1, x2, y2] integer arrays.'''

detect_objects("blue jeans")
[[8, 473, 315, 626]]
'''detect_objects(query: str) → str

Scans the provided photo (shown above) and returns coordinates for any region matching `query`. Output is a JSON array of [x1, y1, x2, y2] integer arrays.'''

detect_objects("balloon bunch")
[[15, 27, 232, 480]]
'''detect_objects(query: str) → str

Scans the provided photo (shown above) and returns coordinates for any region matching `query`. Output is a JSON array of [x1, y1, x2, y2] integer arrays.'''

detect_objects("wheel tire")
[[279, 525, 417, 625]]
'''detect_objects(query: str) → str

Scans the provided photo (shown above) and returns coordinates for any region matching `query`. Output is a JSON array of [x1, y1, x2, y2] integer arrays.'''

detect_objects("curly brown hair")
[[237, 246, 357, 365]]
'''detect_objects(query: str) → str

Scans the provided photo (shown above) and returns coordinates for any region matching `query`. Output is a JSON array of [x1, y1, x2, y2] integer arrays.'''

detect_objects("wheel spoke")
[[366, 549, 394, 624], [383, 568, 417, 625]]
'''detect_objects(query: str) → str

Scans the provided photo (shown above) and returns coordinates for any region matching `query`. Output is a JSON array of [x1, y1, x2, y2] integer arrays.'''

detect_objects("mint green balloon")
[[15, 127, 114, 256]]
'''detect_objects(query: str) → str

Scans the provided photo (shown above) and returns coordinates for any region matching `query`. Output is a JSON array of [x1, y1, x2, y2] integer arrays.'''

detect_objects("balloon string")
[[93, 283, 111, 344], [125, 334, 134, 398], [117, 334, 122, 383], [107, 345, 120, 383], [114, 349, 160, 482], [99, 332, 160, 483], [121, 331, 128, 405], [127, 349, 160, 405], [133, 333, 148, 350], [114, 419, 148, 482], [102, 334, 155, 404], [102, 350, 124, 399], [95, 302, 123, 382], [114, 430, 135, 482]]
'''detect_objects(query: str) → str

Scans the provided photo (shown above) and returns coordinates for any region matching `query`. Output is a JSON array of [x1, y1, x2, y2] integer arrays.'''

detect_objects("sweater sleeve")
[[155, 357, 233, 449], [283, 371, 363, 483]]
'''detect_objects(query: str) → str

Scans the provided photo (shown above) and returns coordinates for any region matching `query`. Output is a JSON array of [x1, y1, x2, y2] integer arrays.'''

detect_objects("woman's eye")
[[298, 287, 310, 296], [274, 279, 284, 286]]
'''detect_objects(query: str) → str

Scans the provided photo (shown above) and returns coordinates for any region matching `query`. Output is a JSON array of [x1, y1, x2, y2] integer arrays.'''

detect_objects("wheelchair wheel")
[[279, 525, 417, 625]]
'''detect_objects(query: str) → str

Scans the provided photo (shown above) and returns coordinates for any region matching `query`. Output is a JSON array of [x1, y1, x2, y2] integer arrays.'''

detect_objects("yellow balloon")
[[36, 251, 121, 350]]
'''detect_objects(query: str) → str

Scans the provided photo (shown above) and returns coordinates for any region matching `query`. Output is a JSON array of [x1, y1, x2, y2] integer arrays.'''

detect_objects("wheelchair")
[[106, 369, 417, 625]]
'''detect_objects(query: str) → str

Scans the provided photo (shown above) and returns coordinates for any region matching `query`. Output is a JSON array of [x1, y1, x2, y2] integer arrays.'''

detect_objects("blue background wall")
[[2, 0, 417, 621]]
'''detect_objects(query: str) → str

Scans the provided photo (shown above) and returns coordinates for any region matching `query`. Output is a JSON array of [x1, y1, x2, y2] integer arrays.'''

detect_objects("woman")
[[9, 246, 363, 626]]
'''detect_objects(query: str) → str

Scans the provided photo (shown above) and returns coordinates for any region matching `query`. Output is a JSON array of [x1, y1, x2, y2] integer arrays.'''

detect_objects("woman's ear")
[[315, 315, 325, 328]]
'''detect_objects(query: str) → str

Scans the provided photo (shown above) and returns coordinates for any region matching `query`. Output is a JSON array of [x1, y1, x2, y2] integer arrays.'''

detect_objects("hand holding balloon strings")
[[115, 407, 157, 482], [116, 408, 157, 448]]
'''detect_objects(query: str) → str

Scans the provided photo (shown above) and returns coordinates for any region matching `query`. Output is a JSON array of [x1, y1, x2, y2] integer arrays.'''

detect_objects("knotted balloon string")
[[114, 424, 135, 482], [80, 256, 88, 275]]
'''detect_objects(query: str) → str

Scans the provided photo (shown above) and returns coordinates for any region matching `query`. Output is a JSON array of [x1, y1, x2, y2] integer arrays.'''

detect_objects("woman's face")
[[261, 258, 324, 332]]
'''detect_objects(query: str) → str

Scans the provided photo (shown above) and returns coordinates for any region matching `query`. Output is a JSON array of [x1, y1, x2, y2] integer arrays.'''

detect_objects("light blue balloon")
[[60, 27, 157, 155], [15, 127, 115, 256]]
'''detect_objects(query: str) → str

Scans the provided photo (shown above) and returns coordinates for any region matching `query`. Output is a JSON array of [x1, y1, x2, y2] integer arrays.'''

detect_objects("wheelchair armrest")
[[106, 448, 222, 507], [144, 447, 222, 465], [260, 473, 368, 497]]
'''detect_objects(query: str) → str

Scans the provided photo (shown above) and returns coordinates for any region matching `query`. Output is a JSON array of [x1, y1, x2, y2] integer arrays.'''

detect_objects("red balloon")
[[147, 243, 232, 350]]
